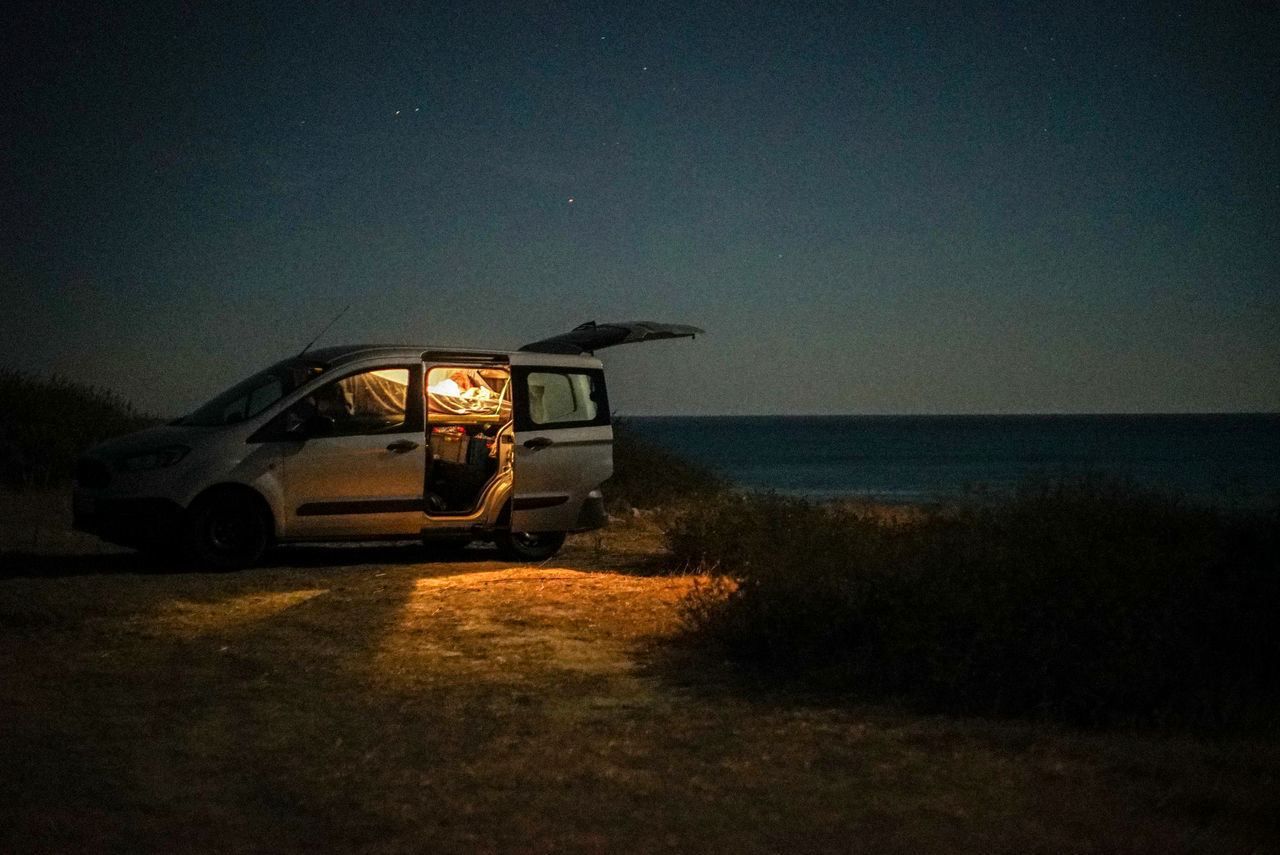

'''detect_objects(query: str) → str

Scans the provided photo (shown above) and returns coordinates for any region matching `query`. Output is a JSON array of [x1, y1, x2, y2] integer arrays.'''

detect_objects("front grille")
[[75, 458, 111, 488]]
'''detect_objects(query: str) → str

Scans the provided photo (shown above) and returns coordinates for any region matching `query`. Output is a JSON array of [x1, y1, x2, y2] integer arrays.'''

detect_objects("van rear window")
[[513, 367, 609, 431]]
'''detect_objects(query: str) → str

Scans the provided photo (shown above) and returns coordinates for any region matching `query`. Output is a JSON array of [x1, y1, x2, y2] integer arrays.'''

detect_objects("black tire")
[[184, 492, 270, 571], [495, 530, 566, 562]]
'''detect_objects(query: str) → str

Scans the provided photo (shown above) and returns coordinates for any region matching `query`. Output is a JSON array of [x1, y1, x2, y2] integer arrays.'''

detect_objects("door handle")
[[523, 436, 554, 450], [386, 439, 419, 453]]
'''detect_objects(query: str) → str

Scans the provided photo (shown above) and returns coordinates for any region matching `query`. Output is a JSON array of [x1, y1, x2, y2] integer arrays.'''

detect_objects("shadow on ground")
[[0, 542, 515, 579], [0, 551, 166, 578]]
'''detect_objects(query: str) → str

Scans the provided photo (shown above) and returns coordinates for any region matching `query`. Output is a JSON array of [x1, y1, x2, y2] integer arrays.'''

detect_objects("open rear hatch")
[[519, 321, 703, 355]]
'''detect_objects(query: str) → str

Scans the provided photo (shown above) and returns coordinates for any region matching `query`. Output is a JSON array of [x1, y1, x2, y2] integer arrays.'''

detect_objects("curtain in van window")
[[526, 372, 597, 424], [347, 369, 407, 418]]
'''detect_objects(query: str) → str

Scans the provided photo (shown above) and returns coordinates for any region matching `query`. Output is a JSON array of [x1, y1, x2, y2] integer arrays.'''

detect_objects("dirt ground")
[[1, 490, 1277, 854]]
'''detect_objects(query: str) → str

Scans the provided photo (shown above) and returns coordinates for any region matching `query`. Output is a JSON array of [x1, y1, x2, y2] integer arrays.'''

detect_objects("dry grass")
[[1, 490, 1277, 853]]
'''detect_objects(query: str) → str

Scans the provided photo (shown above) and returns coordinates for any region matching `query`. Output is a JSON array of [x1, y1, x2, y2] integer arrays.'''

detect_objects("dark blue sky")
[[5, 0, 1277, 415]]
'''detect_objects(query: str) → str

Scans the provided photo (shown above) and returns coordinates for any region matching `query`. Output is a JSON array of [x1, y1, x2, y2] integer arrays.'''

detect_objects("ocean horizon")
[[623, 413, 1280, 508]]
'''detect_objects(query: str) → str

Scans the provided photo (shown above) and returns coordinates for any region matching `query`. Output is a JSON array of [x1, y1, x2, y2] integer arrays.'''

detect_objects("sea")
[[624, 414, 1280, 509]]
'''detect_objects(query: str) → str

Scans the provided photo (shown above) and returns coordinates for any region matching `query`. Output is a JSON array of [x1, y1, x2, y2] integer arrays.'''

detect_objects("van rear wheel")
[[496, 530, 566, 562], [184, 493, 270, 571]]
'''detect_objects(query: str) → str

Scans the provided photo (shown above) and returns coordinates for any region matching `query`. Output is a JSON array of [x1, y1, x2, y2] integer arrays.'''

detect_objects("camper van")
[[72, 321, 700, 570]]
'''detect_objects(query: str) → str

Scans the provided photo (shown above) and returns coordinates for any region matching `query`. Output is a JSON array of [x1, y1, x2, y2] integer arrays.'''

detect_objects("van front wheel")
[[184, 493, 270, 571], [496, 530, 566, 562]]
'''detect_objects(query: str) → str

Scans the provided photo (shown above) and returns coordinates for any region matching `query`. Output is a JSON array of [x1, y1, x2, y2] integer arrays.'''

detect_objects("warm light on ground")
[[374, 566, 696, 689]]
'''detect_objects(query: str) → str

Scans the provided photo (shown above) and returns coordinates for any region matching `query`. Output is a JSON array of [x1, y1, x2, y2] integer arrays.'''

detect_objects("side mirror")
[[281, 410, 309, 437], [250, 404, 316, 443], [249, 399, 330, 444]]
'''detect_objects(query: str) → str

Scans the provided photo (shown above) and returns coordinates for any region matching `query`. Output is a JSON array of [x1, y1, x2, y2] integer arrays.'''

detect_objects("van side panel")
[[510, 425, 613, 531], [509, 360, 612, 533]]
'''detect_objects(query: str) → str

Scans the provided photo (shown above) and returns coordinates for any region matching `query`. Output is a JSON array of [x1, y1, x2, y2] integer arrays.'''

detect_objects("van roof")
[[304, 344, 437, 366], [301, 344, 601, 369]]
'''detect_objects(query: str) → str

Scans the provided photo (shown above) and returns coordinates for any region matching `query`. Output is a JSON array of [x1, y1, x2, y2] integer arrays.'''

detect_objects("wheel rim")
[[499, 530, 565, 560], [206, 508, 258, 555]]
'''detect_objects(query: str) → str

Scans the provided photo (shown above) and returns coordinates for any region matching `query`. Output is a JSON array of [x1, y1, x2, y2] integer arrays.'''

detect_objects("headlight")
[[119, 445, 190, 472]]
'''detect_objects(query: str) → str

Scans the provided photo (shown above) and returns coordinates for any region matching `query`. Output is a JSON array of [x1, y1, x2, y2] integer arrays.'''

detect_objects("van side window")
[[312, 368, 411, 435], [517, 369, 609, 429], [244, 379, 284, 420], [213, 376, 284, 425]]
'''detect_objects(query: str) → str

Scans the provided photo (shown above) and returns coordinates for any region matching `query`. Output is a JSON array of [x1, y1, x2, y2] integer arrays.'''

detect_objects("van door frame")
[[419, 351, 514, 535]]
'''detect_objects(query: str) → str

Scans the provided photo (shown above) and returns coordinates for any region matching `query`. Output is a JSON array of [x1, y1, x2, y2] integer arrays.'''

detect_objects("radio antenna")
[[299, 304, 351, 355]]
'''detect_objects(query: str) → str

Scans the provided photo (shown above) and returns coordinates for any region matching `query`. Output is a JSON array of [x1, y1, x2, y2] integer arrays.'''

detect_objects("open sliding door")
[[420, 351, 514, 532]]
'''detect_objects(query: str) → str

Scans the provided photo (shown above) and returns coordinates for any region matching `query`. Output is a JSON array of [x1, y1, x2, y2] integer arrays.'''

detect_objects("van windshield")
[[175, 358, 327, 426]]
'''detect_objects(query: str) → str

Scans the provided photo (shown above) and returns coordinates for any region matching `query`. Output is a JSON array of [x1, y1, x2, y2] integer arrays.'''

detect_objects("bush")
[[0, 370, 157, 488], [669, 479, 1280, 730], [603, 418, 726, 512]]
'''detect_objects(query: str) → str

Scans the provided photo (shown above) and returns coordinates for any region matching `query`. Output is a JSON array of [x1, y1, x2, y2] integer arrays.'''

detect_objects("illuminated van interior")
[[425, 366, 512, 513]]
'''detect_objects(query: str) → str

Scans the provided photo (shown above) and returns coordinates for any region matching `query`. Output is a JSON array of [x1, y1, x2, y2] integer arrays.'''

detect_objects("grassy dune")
[[668, 482, 1280, 731], [0, 370, 158, 488]]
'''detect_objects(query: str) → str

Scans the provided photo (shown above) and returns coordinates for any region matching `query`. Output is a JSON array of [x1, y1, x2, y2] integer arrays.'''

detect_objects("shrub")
[[669, 478, 1280, 730], [0, 370, 157, 488], [603, 418, 726, 511]]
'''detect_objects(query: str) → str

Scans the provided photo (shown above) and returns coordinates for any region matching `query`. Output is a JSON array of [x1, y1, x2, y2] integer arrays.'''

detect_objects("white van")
[[73, 321, 700, 569]]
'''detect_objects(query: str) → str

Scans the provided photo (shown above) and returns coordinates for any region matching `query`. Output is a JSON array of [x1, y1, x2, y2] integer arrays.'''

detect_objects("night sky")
[[5, 0, 1277, 416]]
